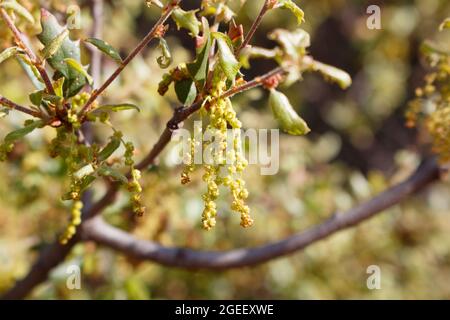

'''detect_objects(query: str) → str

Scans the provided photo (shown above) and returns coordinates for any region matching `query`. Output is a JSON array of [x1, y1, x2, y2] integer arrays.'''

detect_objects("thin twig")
[[236, 0, 270, 55], [0, 8, 56, 96], [0, 96, 42, 118], [78, 1, 181, 117]]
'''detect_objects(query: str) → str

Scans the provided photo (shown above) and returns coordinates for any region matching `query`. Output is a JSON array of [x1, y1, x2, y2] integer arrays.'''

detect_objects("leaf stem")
[[0, 8, 56, 96], [78, 0, 181, 118]]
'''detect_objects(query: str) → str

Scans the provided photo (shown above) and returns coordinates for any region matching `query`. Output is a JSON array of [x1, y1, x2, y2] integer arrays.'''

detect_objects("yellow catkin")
[[60, 201, 83, 245]]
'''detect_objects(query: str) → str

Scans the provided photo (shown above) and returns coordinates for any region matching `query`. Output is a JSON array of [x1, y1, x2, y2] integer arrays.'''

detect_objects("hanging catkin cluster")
[[182, 77, 252, 230]]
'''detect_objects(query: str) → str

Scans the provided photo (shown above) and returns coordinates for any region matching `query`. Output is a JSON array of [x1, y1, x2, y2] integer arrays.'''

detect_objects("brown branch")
[[0, 8, 56, 96], [82, 158, 441, 269], [78, 0, 180, 117], [0, 96, 42, 118]]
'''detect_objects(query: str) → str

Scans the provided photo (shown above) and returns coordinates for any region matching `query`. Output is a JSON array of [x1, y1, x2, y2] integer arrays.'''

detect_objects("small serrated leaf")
[[0, 47, 20, 64], [64, 58, 93, 85], [0, 1, 35, 24], [4, 120, 44, 145], [269, 89, 310, 136], [175, 79, 197, 106], [172, 8, 201, 36], [85, 38, 122, 63]]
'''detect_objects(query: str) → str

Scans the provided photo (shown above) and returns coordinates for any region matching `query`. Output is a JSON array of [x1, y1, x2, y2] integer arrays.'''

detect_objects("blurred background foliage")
[[1, 0, 450, 299]]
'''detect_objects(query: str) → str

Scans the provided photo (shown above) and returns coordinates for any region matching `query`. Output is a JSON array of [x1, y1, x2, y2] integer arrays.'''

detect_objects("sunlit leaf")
[[175, 79, 197, 106], [276, 0, 305, 25], [0, 1, 35, 24], [213, 32, 240, 81], [310, 61, 352, 89], [4, 120, 44, 145], [269, 89, 310, 136], [64, 58, 93, 86], [53, 77, 65, 98], [85, 38, 122, 63], [172, 8, 201, 36]]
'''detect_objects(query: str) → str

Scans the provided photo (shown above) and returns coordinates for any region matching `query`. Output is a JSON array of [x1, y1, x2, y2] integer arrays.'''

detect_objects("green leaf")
[[310, 61, 352, 89], [175, 79, 197, 106], [156, 38, 172, 69], [0, 47, 20, 64], [98, 165, 128, 184], [4, 120, 44, 145], [0, 1, 35, 24], [53, 77, 65, 97], [277, 0, 305, 25], [85, 38, 122, 63], [64, 58, 93, 85], [92, 103, 140, 114], [38, 9, 86, 97], [187, 17, 212, 82], [269, 89, 310, 136], [29, 90, 43, 107], [40, 29, 69, 60], [172, 8, 201, 36], [78, 175, 96, 192], [97, 137, 121, 162], [213, 32, 240, 81], [439, 18, 450, 31]]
